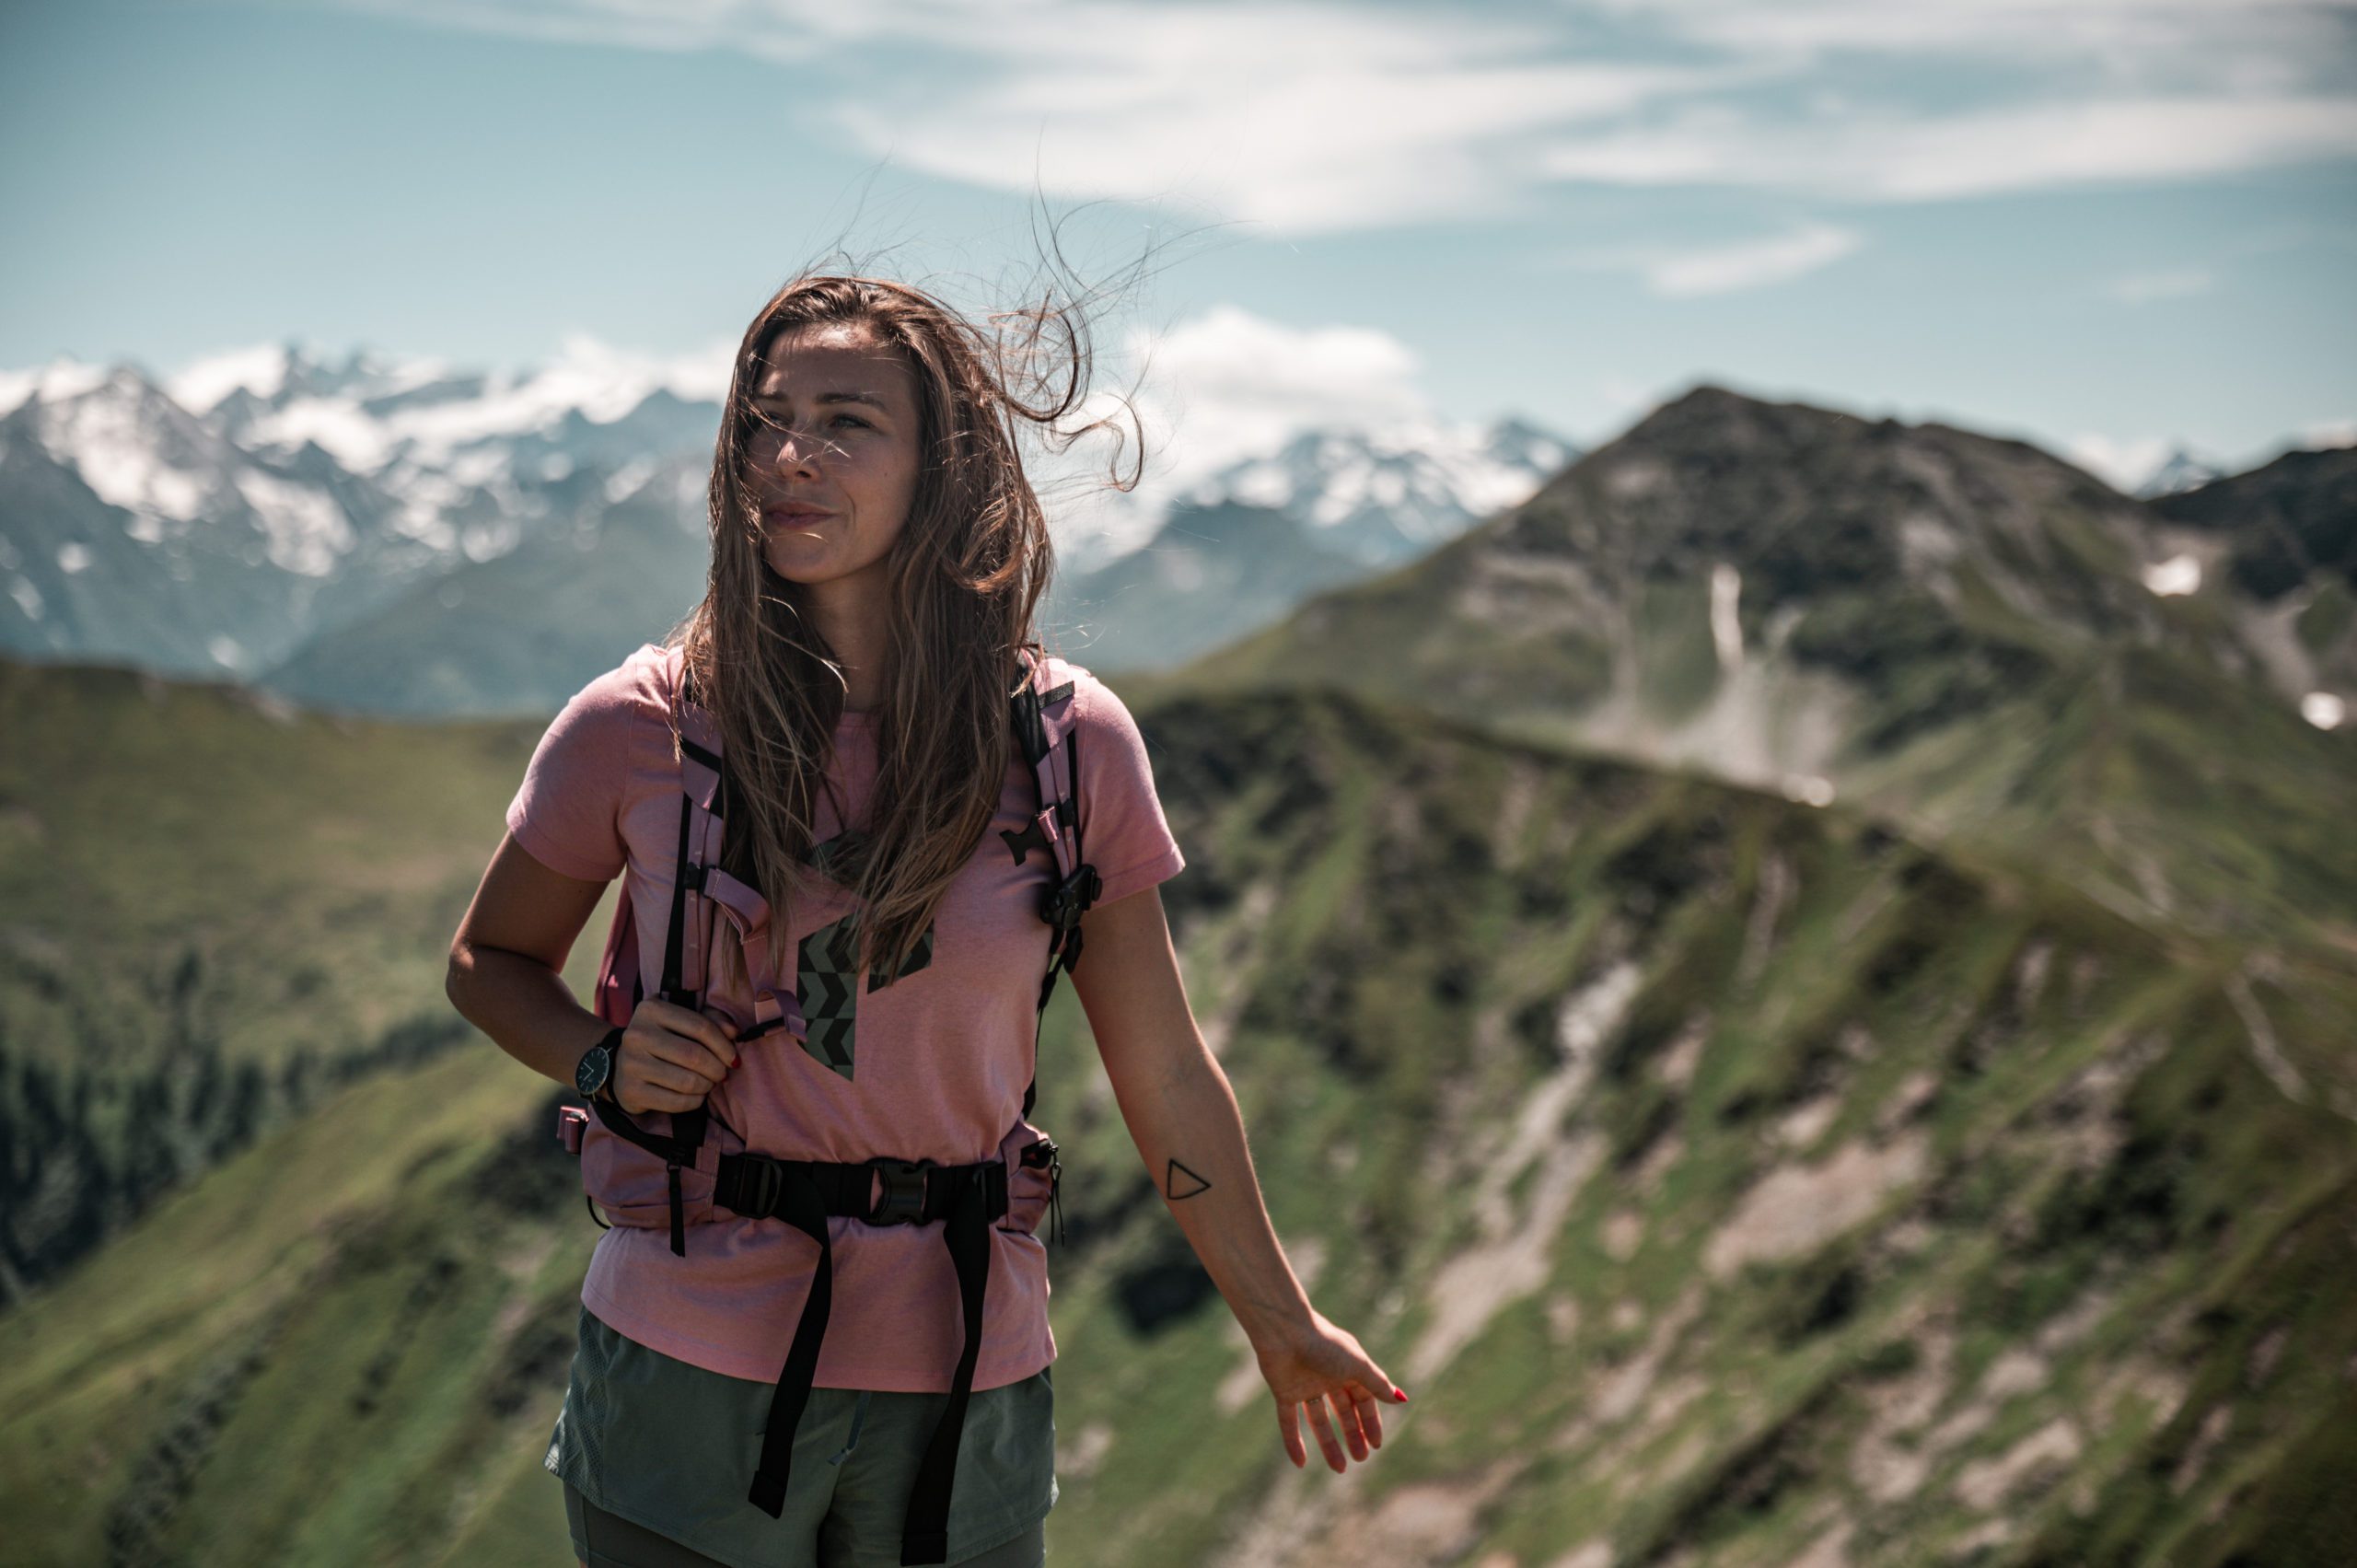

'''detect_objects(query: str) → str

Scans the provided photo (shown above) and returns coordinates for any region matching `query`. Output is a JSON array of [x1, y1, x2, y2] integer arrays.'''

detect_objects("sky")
[[5, 0, 2355, 492]]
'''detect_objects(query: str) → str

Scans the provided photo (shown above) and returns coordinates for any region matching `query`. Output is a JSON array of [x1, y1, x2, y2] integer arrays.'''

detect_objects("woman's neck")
[[800, 572, 893, 714]]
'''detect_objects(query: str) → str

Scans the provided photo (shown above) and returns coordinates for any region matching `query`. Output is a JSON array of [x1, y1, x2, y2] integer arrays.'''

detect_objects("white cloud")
[[1030, 303, 1434, 557], [1560, 222, 1863, 296], [2106, 267, 2214, 304], [1583, 0, 2348, 78], [2301, 415, 2357, 449], [1538, 95, 2357, 203], [313, 0, 2357, 230]]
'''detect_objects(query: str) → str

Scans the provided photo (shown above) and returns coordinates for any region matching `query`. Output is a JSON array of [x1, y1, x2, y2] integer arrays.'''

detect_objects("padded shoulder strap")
[[1004, 646, 1084, 883], [1005, 647, 1101, 1123]]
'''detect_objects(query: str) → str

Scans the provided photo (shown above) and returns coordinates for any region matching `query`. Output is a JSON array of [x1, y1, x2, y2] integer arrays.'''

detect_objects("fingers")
[[1328, 1388, 1370, 1461], [1266, 1328, 1410, 1476], [639, 1000, 740, 1079], [613, 1003, 740, 1115], [1341, 1384, 1382, 1451], [1303, 1393, 1348, 1473], [615, 1059, 705, 1115], [1358, 1353, 1406, 1406], [1276, 1399, 1306, 1469]]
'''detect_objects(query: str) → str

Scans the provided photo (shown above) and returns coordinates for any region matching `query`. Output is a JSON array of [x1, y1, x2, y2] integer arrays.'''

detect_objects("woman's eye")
[[750, 411, 866, 430]]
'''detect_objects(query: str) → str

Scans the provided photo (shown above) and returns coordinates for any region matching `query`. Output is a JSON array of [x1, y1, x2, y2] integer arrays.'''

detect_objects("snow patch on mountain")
[[0, 358, 110, 419], [32, 367, 220, 522], [1175, 415, 1577, 567], [232, 468, 353, 576], [168, 343, 297, 414], [211, 332, 732, 473]]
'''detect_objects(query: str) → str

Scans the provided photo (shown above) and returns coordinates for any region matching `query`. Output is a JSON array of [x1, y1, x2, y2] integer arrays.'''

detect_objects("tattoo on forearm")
[[1165, 1158, 1213, 1200]]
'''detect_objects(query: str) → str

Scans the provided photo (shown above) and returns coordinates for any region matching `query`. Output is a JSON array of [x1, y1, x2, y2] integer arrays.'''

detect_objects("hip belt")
[[710, 1149, 1011, 1568]]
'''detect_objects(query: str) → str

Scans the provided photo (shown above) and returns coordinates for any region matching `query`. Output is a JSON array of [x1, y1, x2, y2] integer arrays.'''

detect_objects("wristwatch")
[[575, 1024, 625, 1103]]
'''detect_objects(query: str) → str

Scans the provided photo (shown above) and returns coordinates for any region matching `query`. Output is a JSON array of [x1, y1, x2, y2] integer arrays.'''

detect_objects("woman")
[[446, 273, 1406, 1568]]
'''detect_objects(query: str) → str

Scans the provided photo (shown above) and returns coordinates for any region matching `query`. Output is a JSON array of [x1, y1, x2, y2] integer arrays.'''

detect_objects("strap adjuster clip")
[[866, 1156, 934, 1225], [1041, 865, 1101, 934]]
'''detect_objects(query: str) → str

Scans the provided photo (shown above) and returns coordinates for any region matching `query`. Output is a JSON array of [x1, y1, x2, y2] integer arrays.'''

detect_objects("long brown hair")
[[669, 268, 1141, 990]]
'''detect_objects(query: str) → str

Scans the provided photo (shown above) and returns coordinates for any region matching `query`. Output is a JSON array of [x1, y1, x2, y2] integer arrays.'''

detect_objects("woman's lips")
[[764, 505, 834, 523]]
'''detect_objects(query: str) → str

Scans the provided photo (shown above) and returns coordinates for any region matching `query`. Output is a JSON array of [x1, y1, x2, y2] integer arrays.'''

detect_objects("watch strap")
[[581, 1024, 625, 1099]]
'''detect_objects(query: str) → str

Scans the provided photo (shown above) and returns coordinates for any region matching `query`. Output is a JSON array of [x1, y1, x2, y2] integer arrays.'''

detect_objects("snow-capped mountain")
[[1173, 414, 1577, 568], [2, 335, 1582, 702], [0, 360, 408, 677], [2134, 442, 2229, 499], [1, 340, 727, 694], [1039, 414, 1580, 669]]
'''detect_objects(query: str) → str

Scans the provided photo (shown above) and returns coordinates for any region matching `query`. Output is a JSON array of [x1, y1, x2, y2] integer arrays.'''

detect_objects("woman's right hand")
[[609, 999, 740, 1116]]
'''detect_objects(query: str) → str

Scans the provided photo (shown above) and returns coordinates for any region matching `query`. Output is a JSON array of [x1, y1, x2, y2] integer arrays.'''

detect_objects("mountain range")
[[3, 337, 2354, 1562], [1, 343, 1573, 712]]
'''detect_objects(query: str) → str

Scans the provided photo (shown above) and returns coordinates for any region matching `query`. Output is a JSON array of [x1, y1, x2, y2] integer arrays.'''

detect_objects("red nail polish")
[[1393, 1387, 1408, 1401]]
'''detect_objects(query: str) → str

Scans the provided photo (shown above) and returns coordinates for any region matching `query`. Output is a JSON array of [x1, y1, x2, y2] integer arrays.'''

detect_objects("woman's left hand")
[[1252, 1306, 1409, 1471]]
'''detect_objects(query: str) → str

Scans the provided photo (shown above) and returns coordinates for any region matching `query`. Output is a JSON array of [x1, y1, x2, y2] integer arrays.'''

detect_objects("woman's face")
[[743, 321, 923, 594]]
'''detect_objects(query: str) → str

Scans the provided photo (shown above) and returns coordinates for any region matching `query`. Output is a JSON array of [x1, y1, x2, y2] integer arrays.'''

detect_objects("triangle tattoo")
[[1165, 1158, 1213, 1201]]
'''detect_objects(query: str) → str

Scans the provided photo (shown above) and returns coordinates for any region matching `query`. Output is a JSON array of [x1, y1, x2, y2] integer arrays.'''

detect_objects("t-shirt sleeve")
[[1069, 669, 1185, 907], [504, 663, 644, 883]]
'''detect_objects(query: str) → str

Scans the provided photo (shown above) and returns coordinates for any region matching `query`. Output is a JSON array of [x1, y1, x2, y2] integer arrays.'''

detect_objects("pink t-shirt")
[[505, 641, 1185, 1390]]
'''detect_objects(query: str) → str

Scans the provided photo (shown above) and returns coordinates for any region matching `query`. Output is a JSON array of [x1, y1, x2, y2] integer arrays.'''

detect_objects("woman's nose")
[[768, 430, 822, 475]]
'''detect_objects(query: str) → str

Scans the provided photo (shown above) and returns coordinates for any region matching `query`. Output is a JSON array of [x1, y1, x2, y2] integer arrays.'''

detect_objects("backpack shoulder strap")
[[1004, 647, 1102, 1122]]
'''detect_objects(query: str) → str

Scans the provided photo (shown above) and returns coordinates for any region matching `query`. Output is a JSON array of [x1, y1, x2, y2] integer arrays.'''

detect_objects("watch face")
[[575, 1045, 610, 1098]]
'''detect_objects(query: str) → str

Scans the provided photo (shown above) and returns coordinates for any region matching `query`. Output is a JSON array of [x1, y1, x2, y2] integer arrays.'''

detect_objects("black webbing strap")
[[902, 1178, 993, 1564], [715, 1153, 1010, 1563]]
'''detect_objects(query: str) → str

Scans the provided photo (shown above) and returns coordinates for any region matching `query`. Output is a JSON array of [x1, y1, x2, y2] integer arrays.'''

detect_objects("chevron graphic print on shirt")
[[794, 913, 937, 1078], [798, 913, 862, 1078]]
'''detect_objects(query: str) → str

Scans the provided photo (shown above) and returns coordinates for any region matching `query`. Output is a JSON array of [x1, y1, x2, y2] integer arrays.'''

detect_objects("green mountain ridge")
[[1165, 383, 2357, 954], [5, 664, 2353, 1565], [0, 653, 610, 1296]]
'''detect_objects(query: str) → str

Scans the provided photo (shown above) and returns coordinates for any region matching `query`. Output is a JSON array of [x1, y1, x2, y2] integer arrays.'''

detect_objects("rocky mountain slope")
[[1167, 384, 2357, 951], [2, 660, 2351, 1566], [2146, 444, 2357, 710]]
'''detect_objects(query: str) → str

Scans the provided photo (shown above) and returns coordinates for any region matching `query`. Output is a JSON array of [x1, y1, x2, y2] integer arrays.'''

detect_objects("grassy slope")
[[0, 656, 580, 1075], [5, 679, 2353, 1565]]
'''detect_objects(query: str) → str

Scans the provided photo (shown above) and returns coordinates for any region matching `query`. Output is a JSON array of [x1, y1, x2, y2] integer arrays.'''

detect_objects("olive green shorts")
[[544, 1303, 1057, 1568]]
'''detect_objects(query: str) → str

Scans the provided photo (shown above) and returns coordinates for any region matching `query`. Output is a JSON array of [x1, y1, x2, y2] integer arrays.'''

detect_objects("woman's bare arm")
[[1068, 883, 1407, 1471], [446, 831, 736, 1110]]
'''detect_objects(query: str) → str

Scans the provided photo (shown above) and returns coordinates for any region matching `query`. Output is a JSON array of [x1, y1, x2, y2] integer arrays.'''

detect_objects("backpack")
[[549, 643, 1098, 1564]]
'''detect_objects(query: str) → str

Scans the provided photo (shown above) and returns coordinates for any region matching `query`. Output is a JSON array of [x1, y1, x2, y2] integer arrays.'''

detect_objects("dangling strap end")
[[668, 1161, 687, 1257], [900, 1531, 948, 1566], [748, 1470, 788, 1519]]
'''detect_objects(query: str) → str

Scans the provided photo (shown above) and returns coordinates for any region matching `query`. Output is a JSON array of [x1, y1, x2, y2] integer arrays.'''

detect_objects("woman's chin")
[[760, 549, 834, 586]]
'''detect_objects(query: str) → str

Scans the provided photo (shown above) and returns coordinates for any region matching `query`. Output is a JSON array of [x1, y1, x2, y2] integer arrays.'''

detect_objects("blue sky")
[[5, 0, 2355, 488]]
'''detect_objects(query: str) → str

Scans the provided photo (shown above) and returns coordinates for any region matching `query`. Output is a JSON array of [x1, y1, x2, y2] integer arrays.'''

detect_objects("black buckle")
[[866, 1156, 934, 1225], [1041, 865, 1102, 934]]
